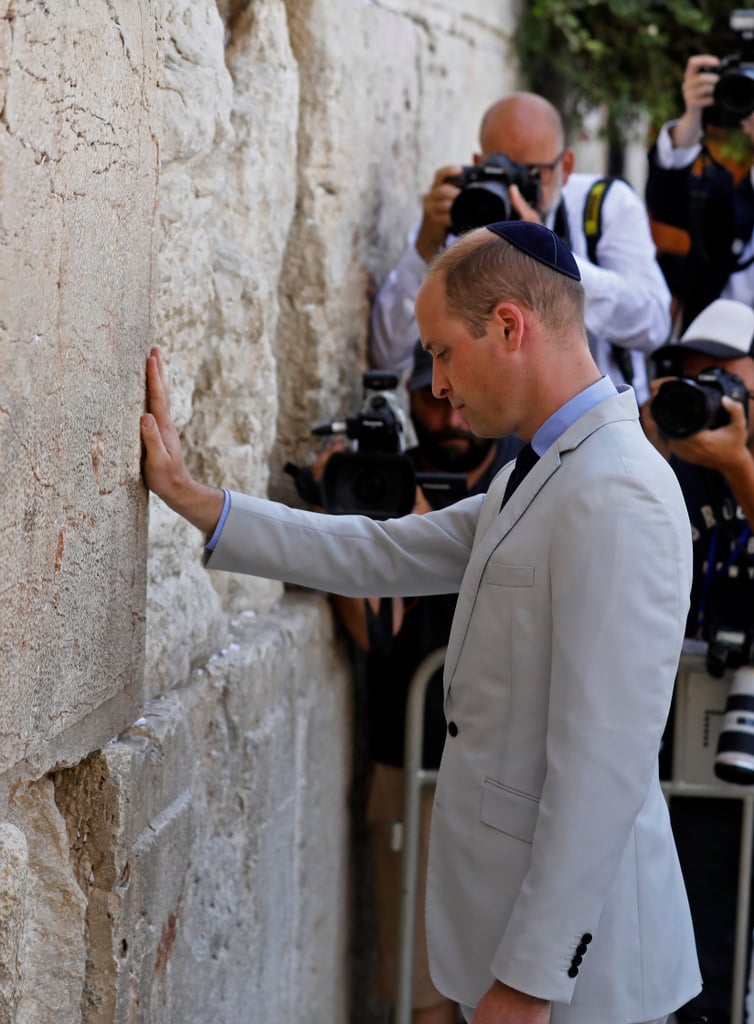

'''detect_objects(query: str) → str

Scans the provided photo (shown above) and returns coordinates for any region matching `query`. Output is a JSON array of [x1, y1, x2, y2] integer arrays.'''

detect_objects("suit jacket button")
[[568, 966, 579, 978], [576, 943, 588, 956], [581, 933, 592, 944], [571, 954, 582, 967], [448, 721, 459, 737]]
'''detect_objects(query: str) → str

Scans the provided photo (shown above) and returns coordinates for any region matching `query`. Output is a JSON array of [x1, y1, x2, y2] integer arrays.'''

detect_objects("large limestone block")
[[0, 822, 28, 1023], [50, 592, 351, 1023], [271, 0, 519, 494], [146, 0, 299, 691], [0, 0, 158, 774], [12, 779, 87, 1024]]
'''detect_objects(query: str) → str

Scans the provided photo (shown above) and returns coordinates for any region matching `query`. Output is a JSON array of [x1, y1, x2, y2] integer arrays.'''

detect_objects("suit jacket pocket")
[[481, 778, 540, 844], [484, 563, 534, 588]]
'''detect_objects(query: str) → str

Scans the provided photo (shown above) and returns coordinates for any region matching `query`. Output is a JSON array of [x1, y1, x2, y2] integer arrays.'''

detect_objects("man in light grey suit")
[[141, 221, 701, 1024]]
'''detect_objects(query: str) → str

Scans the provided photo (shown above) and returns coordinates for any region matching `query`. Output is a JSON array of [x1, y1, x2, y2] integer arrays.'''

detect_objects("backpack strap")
[[582, 177, 635, 384], [583, 177, 615, 264]]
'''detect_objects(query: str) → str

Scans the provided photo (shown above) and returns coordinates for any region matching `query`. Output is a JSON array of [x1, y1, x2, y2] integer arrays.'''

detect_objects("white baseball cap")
[[654, 299, 754, 364]]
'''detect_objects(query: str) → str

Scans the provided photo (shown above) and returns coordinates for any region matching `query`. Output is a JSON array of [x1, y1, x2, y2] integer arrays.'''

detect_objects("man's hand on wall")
[[141, 347, 225, 537]]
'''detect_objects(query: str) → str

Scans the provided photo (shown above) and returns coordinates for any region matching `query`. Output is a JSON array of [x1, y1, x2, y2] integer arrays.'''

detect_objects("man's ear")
[[561, 148, 575, 184], [491, 302, 526, 351]]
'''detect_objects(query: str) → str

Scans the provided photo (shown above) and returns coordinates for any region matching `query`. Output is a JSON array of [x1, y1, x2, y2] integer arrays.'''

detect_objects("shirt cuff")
[[205, 488, 231, 553], [654, 119, 702, 169]]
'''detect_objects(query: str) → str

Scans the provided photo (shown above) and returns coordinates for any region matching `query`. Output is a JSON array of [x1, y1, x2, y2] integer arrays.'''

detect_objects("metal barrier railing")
[[394, 646, 446, 1024], [662, 651, 754, 1024]]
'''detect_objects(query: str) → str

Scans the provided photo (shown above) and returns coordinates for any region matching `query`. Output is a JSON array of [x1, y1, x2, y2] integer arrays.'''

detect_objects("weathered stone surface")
[[0, 823, 27, 1024], [0, 0, 517, 1020], [0, 0, 157, 773], [10, 780, 87, 1024], [51, 593, 351, 1024]]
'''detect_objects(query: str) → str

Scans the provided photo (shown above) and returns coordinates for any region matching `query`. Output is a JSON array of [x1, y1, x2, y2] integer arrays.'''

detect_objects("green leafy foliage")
[[515, 1, 746, 142]]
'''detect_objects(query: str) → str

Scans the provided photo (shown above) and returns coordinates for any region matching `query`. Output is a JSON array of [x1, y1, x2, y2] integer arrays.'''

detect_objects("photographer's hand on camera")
[[644, 381, 754, 529], [671, 54, 720, 148], [507, 183, 543, 224], [415, 164, 463, 262]]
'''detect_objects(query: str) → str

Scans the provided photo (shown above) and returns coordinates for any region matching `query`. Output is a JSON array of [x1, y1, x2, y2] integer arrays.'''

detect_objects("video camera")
[[650, 366, 748, 439], [285, 371, 467, 520], [703, 9, 754, 121], [446, 153, 541, 236]]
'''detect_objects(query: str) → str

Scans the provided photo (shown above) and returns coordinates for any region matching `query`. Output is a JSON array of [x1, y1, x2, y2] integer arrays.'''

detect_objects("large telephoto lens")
[[715, 666, 754, 784]]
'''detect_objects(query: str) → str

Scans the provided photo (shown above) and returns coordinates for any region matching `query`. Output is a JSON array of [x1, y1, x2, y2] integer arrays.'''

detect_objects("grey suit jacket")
[[206, 388, 701, 1021]]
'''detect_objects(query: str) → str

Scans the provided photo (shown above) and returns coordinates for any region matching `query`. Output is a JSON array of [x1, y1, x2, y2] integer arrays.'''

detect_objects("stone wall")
[[0, 1, 517, 1021]]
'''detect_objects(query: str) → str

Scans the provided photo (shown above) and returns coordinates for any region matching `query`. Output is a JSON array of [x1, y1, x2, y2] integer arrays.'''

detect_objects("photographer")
[[321, 344, 521, 1024], [371, 91, 672, 401], [641, 298, 754, 1024], [646, 23, 754, 330]]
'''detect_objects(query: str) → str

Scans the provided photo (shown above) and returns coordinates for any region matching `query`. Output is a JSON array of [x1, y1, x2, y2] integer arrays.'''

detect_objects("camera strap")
[[697, 521, 753, 635]]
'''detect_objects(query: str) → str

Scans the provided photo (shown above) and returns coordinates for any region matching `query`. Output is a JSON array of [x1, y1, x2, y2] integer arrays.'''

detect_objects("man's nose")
[[432, 361, 449, 399]]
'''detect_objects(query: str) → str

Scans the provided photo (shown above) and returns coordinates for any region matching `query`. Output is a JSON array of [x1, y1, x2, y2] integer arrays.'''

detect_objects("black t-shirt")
[[672, 457, 754, 644], [363, 436, 523, 769]]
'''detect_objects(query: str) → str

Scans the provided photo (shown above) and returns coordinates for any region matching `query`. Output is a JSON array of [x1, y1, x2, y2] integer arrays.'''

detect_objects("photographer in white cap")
[[642, 298, 754, 1024]]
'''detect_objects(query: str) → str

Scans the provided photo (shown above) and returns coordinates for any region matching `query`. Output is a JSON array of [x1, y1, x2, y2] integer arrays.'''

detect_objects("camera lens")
[[321, 451, 416, 520], [650, 379, 713, 439], [450, 183, 514, 235], [715, 667, 754, 784], [352, 466, 391, 507], [715, 68, 754, 118]]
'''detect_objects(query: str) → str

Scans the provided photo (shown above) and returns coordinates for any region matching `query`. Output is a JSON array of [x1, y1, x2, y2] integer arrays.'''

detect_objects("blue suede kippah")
[[486, 221, 581, 281]]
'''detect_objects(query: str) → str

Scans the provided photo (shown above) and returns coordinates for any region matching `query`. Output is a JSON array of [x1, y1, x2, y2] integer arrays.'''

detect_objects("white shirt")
[[370, 172, 672, 402]]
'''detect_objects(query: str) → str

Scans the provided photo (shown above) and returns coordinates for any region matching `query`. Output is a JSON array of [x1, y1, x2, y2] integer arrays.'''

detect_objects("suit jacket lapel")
[[442, 389, 639, 691]]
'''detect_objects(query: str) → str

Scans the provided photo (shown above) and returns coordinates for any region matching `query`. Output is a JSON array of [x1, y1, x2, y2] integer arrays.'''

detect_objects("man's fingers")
[[146, 349, 172, 424]]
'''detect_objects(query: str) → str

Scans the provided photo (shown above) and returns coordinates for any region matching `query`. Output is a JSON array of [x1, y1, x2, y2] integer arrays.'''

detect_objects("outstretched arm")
[[141, 347, 225, 536]]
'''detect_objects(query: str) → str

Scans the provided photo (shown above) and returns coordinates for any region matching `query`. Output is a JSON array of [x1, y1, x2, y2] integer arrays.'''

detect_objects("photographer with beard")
[[323, 343, 522, 1024], [372, 91, 671, 402], [641, 298, 754, 1024]]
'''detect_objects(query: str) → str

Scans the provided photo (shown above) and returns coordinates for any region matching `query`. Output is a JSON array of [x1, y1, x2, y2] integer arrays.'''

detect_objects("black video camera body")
[[285, 371, 468, 519], [447, 153, 542, 236], [314, 371, 414, 520], [703, 9, 754, 121], [650, 366, 749, 439]]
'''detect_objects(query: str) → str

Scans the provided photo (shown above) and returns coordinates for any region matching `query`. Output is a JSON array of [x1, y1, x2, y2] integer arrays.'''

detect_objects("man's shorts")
[[366, 761, 446, 1012]]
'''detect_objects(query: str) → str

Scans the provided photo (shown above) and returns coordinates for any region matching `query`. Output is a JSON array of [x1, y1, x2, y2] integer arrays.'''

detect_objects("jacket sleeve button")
[[568, 966, 579, 978]]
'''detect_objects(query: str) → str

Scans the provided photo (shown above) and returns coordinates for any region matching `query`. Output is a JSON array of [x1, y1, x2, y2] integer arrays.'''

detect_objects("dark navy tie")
[[501, 443, 539, 508]]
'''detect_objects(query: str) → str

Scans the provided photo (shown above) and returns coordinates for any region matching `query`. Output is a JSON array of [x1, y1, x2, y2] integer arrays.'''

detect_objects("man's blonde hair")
[[431, 233, 586, 340]]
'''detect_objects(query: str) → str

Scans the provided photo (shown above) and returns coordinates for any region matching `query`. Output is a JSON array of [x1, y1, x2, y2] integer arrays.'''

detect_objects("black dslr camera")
[[650, 366, 749, 439], [704, 9, 754, 120], [447, 153, 542, 236], [286, 371, 466, 520]]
